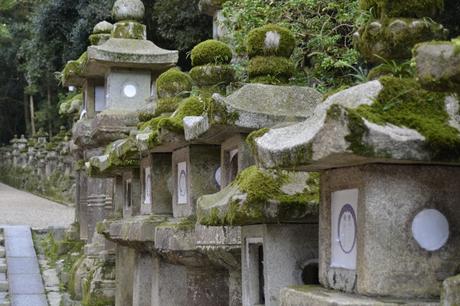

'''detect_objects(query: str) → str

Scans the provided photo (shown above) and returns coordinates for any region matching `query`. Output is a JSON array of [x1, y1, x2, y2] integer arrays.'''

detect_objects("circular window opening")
[[123, 84, 137, 98], [301, 261, 319, 285], [412, 209, 449, 251]]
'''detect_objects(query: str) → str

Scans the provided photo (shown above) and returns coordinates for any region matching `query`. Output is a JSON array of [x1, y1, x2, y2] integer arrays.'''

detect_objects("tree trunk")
[[29, 95, 35, 135], [47, 85, 52, 137], [23, 93, 31, 136]]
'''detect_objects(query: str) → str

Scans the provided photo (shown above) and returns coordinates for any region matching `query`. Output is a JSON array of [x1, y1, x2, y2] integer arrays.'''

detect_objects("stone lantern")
[[251, 78, 460, 305]]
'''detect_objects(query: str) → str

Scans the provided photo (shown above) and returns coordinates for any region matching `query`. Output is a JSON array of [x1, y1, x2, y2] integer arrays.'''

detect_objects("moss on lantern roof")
[[60, 52, 88, 85], [156, 68, 193, 98], [352, 76, 460, 160], [246, 24, 296, 59], [139, 96, 206, 147], [359, 0, 444, 19], [191, 39, 232, 67], [198, 166, 319, 226]]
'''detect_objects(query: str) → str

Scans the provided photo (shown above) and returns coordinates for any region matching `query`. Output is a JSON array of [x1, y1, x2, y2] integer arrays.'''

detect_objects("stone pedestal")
[[242, 224, 319, 306]]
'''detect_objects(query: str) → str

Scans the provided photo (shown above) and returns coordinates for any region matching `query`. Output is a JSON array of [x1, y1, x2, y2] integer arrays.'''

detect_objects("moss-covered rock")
[[414, 38, 460, 92], [355, 76, 460, 160], [189, 64, 235, 86], [246, 24, 296, 58], [156, 68, 193, 98], [356, 18, 447, 63], [360, 0, 444, 18], [111, 21, 146, 40], [191, 39, 232, 66], [198, 166, 319, 226], [248, 56, 295, 83]]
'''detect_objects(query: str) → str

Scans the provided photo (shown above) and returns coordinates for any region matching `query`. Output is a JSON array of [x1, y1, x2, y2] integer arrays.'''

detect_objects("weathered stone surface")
[[441, 274, 460, 306], [254, 80, 460, 170], [93, 21, 113, 34], [75, 110, 138, 149], [184, 83, 322, 141], [87, 38, 178, 73], [280, 286, 438, 306], [100, 215, 167, 247], [242, 224, 319, 306], [112, 0, 145, 21], [414, 39, 460, 92]]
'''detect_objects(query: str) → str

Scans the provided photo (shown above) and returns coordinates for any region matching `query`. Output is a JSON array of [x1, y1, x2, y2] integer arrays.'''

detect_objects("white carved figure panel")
[[177, 161, 187, 204], [331, 189, 358, 270], [144, 167, 152, 205]]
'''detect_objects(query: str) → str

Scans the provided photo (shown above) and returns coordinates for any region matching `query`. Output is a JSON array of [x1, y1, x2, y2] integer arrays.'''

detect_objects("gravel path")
[[0, 183, 74, 229]]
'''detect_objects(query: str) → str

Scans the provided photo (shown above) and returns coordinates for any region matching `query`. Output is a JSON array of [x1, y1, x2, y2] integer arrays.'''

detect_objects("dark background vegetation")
[[0, 0, 211, 144]]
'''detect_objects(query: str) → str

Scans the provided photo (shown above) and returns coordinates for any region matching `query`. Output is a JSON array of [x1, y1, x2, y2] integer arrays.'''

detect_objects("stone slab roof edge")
[[254, 80, 460, 170]]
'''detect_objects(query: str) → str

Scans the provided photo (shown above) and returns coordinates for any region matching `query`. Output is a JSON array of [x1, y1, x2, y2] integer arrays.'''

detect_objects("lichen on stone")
[[111, 21, 146, 40], [246, 24, 296, 58], [191, 39, 233, 67]]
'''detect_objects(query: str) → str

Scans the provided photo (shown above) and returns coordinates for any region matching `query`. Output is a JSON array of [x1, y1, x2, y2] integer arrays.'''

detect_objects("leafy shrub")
[[220, 0, 367, 91]]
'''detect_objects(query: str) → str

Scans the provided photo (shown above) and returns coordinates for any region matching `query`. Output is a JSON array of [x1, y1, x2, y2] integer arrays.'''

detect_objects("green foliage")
[[221, 0, 365, 90], [156, 68, 193, 98], [367, 57, 415, 80], [248, 56, 295, 83], [191, 39, 232, 66], [246, 24, 295, 58], [189, 65, 235, 86], [355, 76, 460, 160], [360, 0, 444, 18]]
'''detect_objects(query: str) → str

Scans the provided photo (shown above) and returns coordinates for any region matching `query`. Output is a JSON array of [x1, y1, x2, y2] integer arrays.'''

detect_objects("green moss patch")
[[359, 0, 444, 18], [191, 39, 232, 66], [157, 68, 193, 98], [354, 76, 460, 160], [199, 166, 319, 226], [246, 24, 295, 58], [111, 21, 146, 40], [189, 64, 235, 86], [248, 56, 295, 83], [140, 97, 207, 147]]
